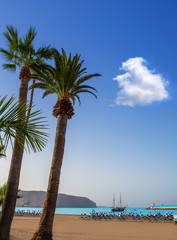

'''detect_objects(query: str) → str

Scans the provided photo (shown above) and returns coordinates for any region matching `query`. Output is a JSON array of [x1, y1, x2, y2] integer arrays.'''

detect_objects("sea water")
[[13, 207, 177, 216]]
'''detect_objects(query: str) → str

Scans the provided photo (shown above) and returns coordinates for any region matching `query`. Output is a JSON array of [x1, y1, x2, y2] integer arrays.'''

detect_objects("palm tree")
[[0, 25, 51, 240], [0, 183, 22, 207], [0, 96, 48, 235], [0, 95, 48, 210], [30, 48, 101, 240]]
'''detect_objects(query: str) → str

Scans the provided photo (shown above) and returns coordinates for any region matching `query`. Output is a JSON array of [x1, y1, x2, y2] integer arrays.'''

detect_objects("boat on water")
[[111, 193, 127, 212], [146, 205, 177, 210]]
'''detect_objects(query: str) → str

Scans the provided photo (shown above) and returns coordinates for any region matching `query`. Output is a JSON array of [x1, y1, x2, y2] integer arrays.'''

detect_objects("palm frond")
[[2, 63, 16, 71], [74, 94, 81, 105], [42, 89, 56, 98], [30, 48, 101, 112], [35, 46, 52, 60], [23, 26, 37, 46], [74, 73, 101, 87], [73, 89, 97, 99], [1, 25, 52, 70], [0, 96, 48, 153], [70, 84, 97, 96], [4, 25, 18, 51], [0, 138, 6, 158]]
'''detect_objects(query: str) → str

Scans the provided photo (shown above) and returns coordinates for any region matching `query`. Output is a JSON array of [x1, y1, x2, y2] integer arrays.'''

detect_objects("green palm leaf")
[[0, 25, 52, 71], [0, 96, 48, 153], [30, 48, 101, 109]]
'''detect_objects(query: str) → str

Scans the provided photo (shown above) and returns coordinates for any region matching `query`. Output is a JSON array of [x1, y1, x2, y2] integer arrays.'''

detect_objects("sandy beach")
[[10, 215, 177, 240]]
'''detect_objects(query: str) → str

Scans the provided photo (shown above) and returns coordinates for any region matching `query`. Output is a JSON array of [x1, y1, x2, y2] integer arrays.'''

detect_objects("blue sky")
[[0, 0, 177, 207]]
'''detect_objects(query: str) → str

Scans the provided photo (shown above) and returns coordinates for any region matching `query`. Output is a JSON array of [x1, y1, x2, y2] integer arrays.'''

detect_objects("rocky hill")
[[16, 191, 97, 208]]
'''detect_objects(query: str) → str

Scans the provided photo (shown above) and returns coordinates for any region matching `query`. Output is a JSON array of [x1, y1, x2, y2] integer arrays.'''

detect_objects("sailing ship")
[[111, 193, 127, 212]]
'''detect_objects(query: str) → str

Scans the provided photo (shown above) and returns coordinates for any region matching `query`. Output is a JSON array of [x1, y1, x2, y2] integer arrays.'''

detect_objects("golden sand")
[[10, 215, 177, 240]]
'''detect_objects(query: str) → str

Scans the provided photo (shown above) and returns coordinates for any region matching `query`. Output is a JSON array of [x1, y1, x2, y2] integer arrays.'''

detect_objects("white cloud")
[[113, 57, 169, 106]]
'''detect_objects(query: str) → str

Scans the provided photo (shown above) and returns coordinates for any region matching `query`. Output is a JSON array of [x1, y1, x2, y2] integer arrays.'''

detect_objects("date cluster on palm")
[[19, 65, 31, 81], [53, 97, 74, 119]]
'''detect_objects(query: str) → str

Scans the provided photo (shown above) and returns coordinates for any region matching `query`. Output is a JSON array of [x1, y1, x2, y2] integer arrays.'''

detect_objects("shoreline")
[[12, 206, 177, 216]]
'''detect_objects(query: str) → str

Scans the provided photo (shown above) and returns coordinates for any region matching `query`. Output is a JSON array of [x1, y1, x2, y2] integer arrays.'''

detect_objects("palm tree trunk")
[[27, 79, 35, 117], [0, 67, 29, 240], [32, 114, 68, 240]]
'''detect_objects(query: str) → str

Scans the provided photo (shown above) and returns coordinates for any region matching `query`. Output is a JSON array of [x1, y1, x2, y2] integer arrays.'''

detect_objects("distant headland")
[[16, 191, 97, 208]]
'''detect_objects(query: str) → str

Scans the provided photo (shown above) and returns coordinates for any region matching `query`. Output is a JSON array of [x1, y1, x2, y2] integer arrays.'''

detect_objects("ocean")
[[14, 207, 177, 216]]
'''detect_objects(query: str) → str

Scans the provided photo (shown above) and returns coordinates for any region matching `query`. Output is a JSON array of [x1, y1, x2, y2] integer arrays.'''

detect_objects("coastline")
[[13, 206, 177, 216]]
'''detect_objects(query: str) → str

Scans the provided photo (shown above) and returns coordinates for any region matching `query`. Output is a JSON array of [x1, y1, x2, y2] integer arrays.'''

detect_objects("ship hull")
[[111, 207, 126, 212]]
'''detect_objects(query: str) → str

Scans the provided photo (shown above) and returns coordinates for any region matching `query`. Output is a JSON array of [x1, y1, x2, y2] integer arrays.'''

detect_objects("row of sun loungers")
[[1, 209, 174, 221], [14, 210, 42, 216], [0, 209, 42, 216], [81, 212, 174, 222]]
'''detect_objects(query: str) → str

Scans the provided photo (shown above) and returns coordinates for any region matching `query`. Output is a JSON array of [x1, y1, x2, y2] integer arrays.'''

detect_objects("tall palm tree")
[[30, 48, 101, 240], [0, 25, 51, 240], [0, 96, 48, 239]]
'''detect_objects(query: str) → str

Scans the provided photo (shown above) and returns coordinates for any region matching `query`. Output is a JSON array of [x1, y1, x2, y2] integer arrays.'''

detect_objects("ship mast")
[[119, 193, 122, 208], [113, 193, 115, 208]]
